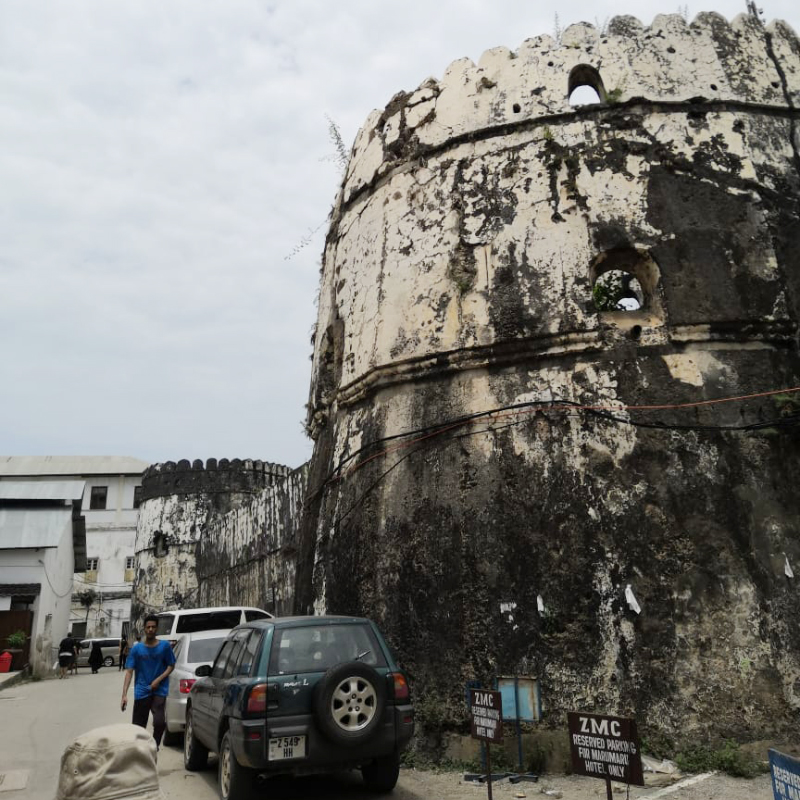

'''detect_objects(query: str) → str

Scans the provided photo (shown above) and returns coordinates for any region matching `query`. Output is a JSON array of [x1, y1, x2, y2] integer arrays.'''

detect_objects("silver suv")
[[77, 638, 121, 668]]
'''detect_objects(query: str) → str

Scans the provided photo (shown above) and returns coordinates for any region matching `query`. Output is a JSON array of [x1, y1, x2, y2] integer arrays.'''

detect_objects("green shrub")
[[675, 740, 766, 778]]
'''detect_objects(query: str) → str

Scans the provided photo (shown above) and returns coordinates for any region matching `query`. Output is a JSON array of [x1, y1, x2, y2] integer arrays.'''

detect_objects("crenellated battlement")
[[342, 12, 799, 204], [141, 458, 292, 501]]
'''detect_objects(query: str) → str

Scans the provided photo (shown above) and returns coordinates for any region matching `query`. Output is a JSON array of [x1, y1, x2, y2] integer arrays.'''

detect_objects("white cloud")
[[1, 0, 797, 466]]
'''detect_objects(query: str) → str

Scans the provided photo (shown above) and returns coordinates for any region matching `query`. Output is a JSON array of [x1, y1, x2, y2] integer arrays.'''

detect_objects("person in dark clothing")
[[118, 638, 129, 671], [58, 635, 77, 680], [121, 615, 175, 749], [89, 642, 103, 673]]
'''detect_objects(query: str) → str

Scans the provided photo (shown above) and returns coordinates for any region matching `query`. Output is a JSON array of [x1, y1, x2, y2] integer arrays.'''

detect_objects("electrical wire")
[[318, 385, 800, 492], [311, 385, 800, 523]]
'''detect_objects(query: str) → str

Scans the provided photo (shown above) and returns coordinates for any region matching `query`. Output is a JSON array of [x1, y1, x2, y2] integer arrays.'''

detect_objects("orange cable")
[[334, 385, 800, 480]]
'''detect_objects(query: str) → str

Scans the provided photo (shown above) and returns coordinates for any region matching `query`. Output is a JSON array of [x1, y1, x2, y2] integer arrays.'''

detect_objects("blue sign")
[[770, 749, 800, 800], [496, 676, 541, 722]]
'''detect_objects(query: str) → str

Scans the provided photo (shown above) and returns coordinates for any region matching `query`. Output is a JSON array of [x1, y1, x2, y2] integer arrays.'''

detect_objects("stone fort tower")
[[132, 458, 290, 625], [299, 12, 800, 740]]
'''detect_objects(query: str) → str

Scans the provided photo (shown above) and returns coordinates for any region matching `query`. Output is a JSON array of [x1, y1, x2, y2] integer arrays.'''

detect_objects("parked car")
[[163, 630, 228, 745], [183, 615, 414, 799], [77, 638, 121, 668], [155, 606, 273, 645]]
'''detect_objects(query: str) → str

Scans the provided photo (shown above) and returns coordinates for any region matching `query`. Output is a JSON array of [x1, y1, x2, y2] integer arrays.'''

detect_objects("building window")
[[86, 558, 99, 571], [125, 557, 135, 570], [132, 485, 142, 509], [85, 557, 99, 583], [124, 556, 135, 583], [90, 486, 108, 510]]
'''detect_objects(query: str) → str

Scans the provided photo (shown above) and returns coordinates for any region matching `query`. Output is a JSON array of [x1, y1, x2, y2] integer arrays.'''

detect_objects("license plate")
[[268, 735, 305, 761]]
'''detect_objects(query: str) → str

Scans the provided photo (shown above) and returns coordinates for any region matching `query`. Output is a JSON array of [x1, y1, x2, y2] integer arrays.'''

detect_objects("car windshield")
[[268, 624, 385, 675], [156, 615, 174, 636], [186, 637, 226, 664], [176, 610, 242, 633]]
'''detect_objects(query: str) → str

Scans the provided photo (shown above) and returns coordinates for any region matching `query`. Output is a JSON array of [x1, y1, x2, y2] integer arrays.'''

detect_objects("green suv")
[[183, 615, 414, 798]]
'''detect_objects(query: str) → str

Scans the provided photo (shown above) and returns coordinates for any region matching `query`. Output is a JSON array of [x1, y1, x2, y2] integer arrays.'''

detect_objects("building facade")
[[0, 479, 86, 676], [0, 456, 148, 640]]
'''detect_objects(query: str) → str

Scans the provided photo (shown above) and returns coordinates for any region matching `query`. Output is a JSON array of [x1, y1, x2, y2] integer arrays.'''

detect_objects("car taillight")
[[179, 679, 196, 694], [246, 683, 267, 714], [390, 672, 410, 702]]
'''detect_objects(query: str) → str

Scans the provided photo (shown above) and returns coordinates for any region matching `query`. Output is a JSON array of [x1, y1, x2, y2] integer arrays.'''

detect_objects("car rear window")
[[187, 637, 226, 664], [268, 624, 386, 675], [156, 614, 175, 636], [175, 610, 242, 633]]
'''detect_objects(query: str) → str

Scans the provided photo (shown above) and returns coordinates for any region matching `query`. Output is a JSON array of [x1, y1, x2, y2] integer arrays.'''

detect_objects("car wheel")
[[162, 728, 181, 747], [183, 708, 208, 770], [362, 750, 400, 793], [315, 661, 386, 746], [103, 656, 114, 667], [219, 730, 255, 800]]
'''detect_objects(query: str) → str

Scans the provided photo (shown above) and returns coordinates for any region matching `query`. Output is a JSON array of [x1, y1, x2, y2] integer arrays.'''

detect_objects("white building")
[[0, 479, 86, 676], [0, 456, 149, 640]]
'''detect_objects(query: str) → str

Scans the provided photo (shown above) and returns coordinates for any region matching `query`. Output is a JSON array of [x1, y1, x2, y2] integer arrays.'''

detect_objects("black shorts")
[[58, 655, 72, 667]]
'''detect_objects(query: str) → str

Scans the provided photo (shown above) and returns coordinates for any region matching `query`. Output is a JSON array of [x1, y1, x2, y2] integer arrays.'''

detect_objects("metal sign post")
[[470, 689, 504, 800], [567, 711, 644, 800]]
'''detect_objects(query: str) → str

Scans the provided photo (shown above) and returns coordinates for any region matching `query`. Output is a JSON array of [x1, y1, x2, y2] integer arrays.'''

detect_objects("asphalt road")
[[0, 670, 778, 800]]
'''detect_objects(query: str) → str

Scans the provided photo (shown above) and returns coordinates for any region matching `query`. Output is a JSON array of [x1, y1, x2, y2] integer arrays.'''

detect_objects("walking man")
[[121, 615, 175, 749]]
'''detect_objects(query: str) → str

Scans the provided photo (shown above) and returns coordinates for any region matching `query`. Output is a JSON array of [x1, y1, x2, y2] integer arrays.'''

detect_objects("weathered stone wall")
[[131, 458, 291, 625], [195, 465, 308, 616], [300, 12, 800, 743]]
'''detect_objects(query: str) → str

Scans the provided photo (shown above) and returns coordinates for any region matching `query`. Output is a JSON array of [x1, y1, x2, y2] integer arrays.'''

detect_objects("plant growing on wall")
[[5, 630, 26, 648]]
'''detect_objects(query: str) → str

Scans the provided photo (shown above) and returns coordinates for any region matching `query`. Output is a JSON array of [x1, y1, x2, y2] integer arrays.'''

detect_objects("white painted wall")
[[0, 528, 74, 676], [72, 474, 142, 637]]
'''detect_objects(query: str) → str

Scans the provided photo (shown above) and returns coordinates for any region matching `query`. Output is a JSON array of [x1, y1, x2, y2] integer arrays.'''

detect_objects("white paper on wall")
[[625, 584, 641, 614]]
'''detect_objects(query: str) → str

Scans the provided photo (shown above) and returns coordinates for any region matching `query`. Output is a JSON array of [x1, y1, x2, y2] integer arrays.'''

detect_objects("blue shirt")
[[126, 641, 176, 700]]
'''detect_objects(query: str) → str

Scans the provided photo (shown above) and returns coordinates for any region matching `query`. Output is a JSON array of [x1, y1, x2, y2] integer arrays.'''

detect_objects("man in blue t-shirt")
[[121, 614, 175, 748]]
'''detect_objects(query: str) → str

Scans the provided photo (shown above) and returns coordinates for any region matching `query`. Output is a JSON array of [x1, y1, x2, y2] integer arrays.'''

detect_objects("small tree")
[[76, 589, 97, 625]]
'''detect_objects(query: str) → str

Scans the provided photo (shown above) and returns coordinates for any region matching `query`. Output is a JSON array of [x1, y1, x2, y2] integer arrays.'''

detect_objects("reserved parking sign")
[[770, 749, 800, 800]]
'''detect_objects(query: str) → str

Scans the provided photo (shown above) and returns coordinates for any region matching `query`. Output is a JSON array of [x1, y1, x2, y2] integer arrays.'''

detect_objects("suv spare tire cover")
[[315, 661, 386, 746]]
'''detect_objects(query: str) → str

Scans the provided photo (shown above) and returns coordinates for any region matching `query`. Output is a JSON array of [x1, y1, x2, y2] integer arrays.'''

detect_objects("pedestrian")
[[89, 642, 103, 673], [121, 614, 175, 750], [55, 723, 164, 800], [70, 642, 80, 675], [118, 637, 129, 671], [57, 633, 77, 680]]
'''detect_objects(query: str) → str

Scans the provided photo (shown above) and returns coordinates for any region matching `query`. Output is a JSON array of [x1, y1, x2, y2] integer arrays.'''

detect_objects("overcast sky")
[[1, 1, 797, 470]]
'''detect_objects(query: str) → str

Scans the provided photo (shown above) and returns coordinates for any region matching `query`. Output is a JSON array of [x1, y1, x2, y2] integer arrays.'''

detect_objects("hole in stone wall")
[[593, 270, 644, 311], [513, 103, 521, 113], [568, 64, 607, 107], [153, 531, 169, 558], [569, 85, 602, 106]]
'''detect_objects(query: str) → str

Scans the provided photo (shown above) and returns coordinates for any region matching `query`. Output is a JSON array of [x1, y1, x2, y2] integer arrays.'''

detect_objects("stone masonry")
[[298, 12, 800, 744]]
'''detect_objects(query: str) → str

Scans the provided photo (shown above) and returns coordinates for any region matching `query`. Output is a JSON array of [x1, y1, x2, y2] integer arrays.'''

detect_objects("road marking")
[[646, 772, 716, 797], [0, 771, 28, 793]]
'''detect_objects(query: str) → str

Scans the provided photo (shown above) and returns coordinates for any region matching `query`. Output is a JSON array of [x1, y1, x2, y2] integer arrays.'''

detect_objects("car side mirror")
[[195, 664, 212, 677]]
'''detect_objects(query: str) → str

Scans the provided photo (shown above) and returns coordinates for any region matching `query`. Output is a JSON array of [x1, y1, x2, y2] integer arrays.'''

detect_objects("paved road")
[[0, 670, 448, 800], [0, 670, 777, 800]]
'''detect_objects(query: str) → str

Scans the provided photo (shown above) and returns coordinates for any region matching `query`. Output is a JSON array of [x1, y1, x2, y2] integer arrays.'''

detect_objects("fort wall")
[[300, 12, 800, 742]]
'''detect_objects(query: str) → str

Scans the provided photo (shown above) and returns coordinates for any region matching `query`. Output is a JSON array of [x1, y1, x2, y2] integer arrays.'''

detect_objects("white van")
[[153, 606, 272, 644]]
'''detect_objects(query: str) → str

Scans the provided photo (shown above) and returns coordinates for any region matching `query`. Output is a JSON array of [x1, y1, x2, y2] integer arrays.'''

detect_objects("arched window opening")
[[568, 64, 606, 107], [590, 246, 663, 319], [592, 270, 644, 311], [569, 84, 602, 106]]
